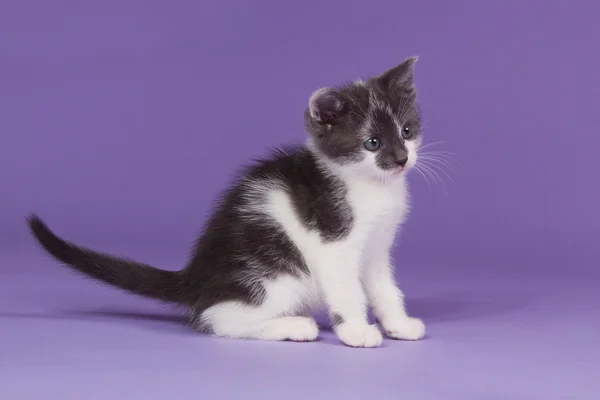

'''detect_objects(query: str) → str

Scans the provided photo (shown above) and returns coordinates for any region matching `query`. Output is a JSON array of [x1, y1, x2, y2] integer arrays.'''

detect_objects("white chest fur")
[[343, 176, 409, 256]]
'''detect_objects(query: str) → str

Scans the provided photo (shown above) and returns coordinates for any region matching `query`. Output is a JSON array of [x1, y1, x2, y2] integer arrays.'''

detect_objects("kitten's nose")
[[394, 154, 408, 167]]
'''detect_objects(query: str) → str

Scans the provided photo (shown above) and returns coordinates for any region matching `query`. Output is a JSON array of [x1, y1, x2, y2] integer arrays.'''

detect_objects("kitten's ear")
[[308, 88, 347, 126], [378, 56, 418, 90]]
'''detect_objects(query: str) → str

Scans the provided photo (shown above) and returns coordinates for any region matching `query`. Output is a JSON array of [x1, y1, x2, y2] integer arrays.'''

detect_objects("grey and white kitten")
[[28, 57, 425, 348]]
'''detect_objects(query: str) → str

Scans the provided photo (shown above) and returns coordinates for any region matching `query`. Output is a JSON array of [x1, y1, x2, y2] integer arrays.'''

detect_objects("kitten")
[[27, 57, 426, 348]]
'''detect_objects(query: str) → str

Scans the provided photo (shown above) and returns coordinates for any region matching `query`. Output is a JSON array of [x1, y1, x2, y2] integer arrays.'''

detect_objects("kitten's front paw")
[[384, 317, 426, 341], [335, 322, 383, 348]]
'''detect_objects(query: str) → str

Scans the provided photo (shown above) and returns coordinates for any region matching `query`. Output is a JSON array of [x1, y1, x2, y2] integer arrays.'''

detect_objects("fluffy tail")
[[27, 214, 184, 303]]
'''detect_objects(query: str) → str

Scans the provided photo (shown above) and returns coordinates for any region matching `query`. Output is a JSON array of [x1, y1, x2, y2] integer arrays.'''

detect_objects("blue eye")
[[401, 125, 413, 140], [363, 137, 381, 151]]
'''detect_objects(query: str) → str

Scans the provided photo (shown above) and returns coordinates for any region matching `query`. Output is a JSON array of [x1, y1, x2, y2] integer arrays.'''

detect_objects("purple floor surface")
[[2, 249, 598, 399]]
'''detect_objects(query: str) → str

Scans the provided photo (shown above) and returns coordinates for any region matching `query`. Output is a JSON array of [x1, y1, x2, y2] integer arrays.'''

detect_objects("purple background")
[[1, 1, 598, 399]]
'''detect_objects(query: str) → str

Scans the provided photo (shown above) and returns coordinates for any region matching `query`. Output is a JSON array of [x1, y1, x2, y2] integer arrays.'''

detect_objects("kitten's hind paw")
[[285, 316, 320, 342]]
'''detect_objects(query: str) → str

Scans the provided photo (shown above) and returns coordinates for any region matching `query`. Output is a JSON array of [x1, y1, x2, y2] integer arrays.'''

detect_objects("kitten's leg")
[[198, 275, 319, 342], [314, 246, 383, 348], [363, 251, 425, 341], [207, 309, 319, 342]]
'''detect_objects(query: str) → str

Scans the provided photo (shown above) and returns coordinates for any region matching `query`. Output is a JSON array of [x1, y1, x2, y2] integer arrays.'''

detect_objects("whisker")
[[419, 153, 464, 170], [419, 166, 443, 194], [419, 163, 444, 187], [417, 162, 449, 196], [419, 155, 457, 167], [412, 165, 433, 193], [419, 159, 456, 189], [419, 149, 457, 156], [419, 153, 455, 161], [419, 141, 449, 150], [419, 153, 458, 161]]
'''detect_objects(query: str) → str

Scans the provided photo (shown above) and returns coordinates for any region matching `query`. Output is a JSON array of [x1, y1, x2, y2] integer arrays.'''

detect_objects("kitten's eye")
[[363, 137, 381, 151], [401, 125, 413, 140]]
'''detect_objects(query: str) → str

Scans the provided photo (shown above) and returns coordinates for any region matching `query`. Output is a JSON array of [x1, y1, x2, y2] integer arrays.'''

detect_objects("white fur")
[[203, 274, 320, 341]]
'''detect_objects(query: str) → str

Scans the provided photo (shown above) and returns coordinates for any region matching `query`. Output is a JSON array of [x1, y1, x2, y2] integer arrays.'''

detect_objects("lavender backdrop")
[[1, 1, 599, 399]]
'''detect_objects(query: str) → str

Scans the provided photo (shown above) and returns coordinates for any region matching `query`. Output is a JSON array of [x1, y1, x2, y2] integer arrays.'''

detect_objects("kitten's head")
[[304, 57, 422, 181]]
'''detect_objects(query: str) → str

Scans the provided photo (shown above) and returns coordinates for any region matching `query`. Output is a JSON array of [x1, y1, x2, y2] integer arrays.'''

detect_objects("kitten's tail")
[[27, 214, 184, 304]]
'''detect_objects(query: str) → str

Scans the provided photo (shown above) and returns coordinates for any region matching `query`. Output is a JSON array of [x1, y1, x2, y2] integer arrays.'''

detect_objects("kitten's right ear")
[[308, 88, 347, 126], [378, 56, 418, 90]]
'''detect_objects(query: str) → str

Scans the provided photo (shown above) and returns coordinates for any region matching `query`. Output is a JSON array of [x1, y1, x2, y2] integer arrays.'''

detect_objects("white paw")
[[285, 317, 319, 342], [335, 323, 383, 348], [384, 317, 426, 341]]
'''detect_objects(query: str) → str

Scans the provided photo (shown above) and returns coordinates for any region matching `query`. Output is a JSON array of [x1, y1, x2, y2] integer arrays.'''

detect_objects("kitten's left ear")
[[308, 88, 347, 126], [378, 56, 418, 90]]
